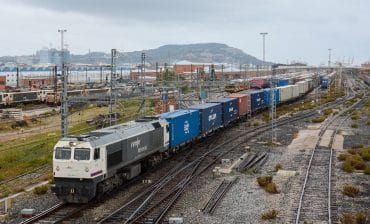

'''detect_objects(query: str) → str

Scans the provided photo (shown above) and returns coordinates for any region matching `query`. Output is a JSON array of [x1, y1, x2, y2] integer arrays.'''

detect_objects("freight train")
[[52, 77, 319, 203], [0, 88, 109, 107], [320, 71, 336, 89]]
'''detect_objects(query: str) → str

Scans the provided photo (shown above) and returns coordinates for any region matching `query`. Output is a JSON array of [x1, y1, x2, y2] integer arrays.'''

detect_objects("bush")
[[265, 183, 279, 194], [351, 115, 361, 120], [261, 208, 278, 220], [351, 123, 358, 128], [355, 212, 368, 224], [338, 153, 351, 161], [342, 160, 354, 173], [342, 184, 360, 197], [324, 108, 333, 116], [360, 148, 370, 161], [257, 176, 272, 187], [349, 155, 366, 170], [33, 185, 48, 195], [275, 164, 282, 171], [312, 116, 326, 123], [340, 213, 354, 224], [364, 167, 370, 175], [367, 120, 370, 125]]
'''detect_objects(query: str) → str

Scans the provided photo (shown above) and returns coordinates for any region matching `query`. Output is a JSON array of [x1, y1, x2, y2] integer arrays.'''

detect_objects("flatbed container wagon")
[[278, 85, 293, 102], [209, 98, 238, 125], [228, 93, 250, 116], [292, 85, 300, 98], [263, 88, 280, 105], [188, 103, 222, 135], [160, 109, 200, 148], [244, 90, 266, 112]]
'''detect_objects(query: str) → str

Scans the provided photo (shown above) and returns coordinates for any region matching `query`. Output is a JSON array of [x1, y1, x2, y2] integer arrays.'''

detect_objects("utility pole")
[[141, 52, 146, 115], [270, 64, 278, 144], [260, 32, 268, 64], [58, 29, 68, 138], [328, 48, 332, 70], [109, 49, 117, 126]]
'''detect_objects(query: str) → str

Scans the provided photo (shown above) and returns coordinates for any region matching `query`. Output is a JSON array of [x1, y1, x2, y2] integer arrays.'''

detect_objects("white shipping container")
[[279, 85, 293, 102], [297, 81, 308, 95], [292, 85, 300, 98]]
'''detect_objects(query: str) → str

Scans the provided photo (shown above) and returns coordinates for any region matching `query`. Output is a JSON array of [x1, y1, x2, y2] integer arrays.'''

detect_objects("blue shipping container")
[[277, 79, 289, 87], [249, 90, 267, 112], [188, 103, 222, 135], [160, 109, 200, 148], [263, 88, 280, 105], [209, 98, 238, 125]]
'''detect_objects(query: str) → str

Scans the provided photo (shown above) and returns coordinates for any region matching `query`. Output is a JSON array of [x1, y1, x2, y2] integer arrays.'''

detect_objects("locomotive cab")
[[52, 138, 105, 203]]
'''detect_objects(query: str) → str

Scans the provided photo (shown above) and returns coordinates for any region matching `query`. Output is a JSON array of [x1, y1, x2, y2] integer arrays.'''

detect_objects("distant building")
[[36, 48, 70, 65]]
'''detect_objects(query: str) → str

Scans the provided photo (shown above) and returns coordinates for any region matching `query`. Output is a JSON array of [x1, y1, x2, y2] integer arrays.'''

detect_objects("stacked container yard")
[[188, 103, 222, 135], [209, 98, 238, 125], [159, 109, 200, 148], [278, 85, 293, 102], [228, 93, 250, 116]]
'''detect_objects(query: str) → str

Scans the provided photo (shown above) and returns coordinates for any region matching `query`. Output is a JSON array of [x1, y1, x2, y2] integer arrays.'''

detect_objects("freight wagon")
[[209, 98, 238, 125], [188, 103, 222, 135], [263, 88, 280, 105], [245, 90, 266, 112], [228, 93, 250, 116], [160, 109, 200, 148]]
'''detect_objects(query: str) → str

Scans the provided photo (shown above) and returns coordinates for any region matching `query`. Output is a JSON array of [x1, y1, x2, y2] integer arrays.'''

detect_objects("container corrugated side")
[[249, 90, 266, 112], [188, 103, 222, 135], [228, 93, 250, 116], [263, 88, 280, 105], [292, 85, 300, 98], [209, 98, 238, 125], [160, 109, 200, 148], [278, 85, 293, 102]]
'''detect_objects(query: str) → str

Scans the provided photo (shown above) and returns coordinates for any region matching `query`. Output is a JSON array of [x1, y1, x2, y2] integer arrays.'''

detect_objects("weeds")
[[33, 185, 48, 195], [257, 176, 272, 187], [364, 167, 370, 175], [261, 208, 278, 220], [274, 164, 282, 171], [342, 184, 360, 197]]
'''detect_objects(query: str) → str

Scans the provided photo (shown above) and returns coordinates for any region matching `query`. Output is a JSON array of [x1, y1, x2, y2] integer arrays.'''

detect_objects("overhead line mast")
[[58, 29, 68, 138]]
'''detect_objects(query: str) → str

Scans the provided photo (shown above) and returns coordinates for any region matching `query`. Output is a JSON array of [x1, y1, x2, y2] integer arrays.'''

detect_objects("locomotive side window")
[[55, 147, 71, 160], [94, 148, 100, 160], [74, 148, 91, 160]]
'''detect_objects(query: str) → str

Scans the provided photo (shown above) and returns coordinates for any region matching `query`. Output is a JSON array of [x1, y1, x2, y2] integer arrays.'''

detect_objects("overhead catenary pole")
[[58, 29, 68, 138], [109, 49, 117, 126], [328, 48, 332, 69]]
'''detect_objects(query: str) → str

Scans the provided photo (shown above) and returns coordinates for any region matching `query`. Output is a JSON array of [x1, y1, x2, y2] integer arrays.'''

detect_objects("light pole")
[[328, 48, 332, 69], [58, 29, 68, 138], [260, 32, 268, 64]]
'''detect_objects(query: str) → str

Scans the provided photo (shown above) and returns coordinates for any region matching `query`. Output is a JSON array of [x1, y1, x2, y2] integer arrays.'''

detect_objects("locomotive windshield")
[[74, 148, 90, 161], [55, 147, 71, 160]]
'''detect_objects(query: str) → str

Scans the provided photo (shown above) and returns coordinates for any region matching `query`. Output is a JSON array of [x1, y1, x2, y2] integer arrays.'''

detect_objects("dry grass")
[[33, 185, 48, 195], [274, 164, 282, 171], [261, 208, 278, 220], [257, 176, 272, 187], [340, 212, 369, 224], [364, 167, 370, 175], [265, 183, 279, 194], [351, 123, 358, 128], [342, 184, 360, 197]]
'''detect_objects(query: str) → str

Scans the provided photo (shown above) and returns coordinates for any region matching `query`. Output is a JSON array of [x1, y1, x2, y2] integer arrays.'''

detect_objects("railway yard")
[[0, 69, 369, 224]]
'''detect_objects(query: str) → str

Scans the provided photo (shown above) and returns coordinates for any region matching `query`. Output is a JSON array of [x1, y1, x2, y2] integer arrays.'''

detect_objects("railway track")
[[202, 177, 239, 215], [21, 80, 358, 224], [294, 94, 367, 224]]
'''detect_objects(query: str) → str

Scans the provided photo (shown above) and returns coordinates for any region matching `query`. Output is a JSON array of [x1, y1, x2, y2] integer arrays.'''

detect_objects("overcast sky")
[[1, 0, 369, 65]]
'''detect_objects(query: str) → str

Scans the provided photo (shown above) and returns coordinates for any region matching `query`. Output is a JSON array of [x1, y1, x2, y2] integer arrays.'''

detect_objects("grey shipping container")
[[208, 98, 238, 125], [188, 103, 222, 135]]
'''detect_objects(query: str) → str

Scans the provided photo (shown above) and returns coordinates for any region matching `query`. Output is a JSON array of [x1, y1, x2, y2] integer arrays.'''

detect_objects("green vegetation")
[[340, 146, 370, 173], [33, 185, 48, 195], [351, 123, 358, 128], [311, 116, 326, 123], [342, 184, 360, 197], [364, 167, 370, 175], [265, 183, 279, 194], [261, 208, 278, 220]]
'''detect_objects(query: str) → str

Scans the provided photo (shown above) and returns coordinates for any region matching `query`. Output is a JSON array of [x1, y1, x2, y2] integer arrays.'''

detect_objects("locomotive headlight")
[[85, 167, 89, 172], [56, 166, 60, 171]]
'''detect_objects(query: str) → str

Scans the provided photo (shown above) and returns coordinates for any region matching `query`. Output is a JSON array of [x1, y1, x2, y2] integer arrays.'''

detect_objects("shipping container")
[[292, 85, 300, 98], [208, 98, 238, 125], [278, 85, 293, 102], [296, 81, 309, 95], [188, 103, 222, 135], [263, 88, 280, 105], [160, 109, 200, 148], [245, 90, 266, 112], [228, 93, 250, 116], [251, 78, 269, 89], [277, 79, 289, 87]]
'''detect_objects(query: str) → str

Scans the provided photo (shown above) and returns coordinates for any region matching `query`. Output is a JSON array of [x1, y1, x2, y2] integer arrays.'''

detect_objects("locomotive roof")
[[62, 117, 166, 147]]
